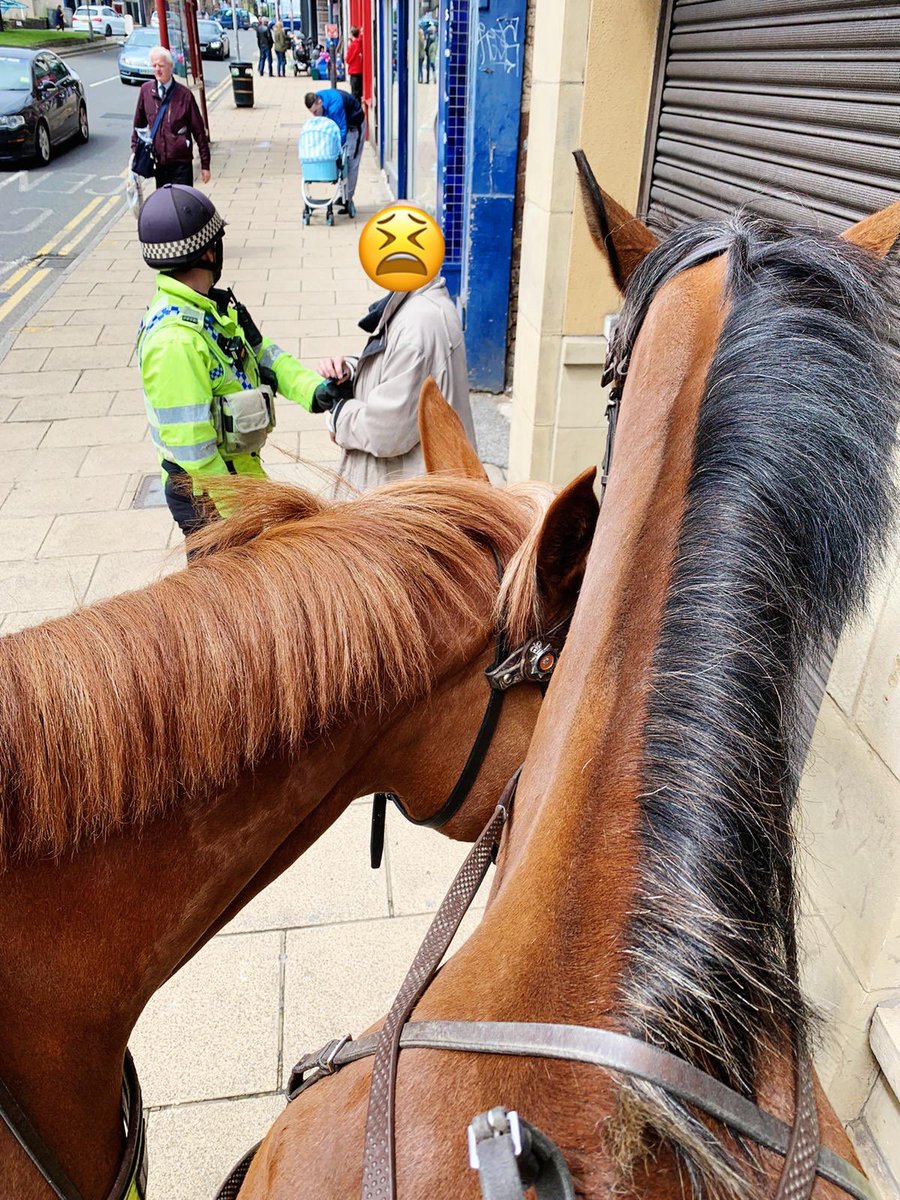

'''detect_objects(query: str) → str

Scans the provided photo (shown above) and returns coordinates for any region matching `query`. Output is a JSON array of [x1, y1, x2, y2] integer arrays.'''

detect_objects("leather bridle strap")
[[774, 1053, 820, 1200], [369, 552, 510, 867], [0, 1049, 146, 1200], [291, 1021, 875, 1200], [359, 772, 520, 1200]]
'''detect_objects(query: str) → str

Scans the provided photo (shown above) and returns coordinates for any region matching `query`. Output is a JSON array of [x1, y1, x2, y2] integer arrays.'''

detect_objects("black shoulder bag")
[[132, 88, 172, 179]]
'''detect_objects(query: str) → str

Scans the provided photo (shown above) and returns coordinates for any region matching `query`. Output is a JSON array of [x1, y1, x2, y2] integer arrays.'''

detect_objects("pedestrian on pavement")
[[315, 276, 475, 492], [346, 25, 363, 101], [131, 47, 210, 188], [304, 88, 365, 212], [256, 18, 274, 77], [54, 4, 65, 28], [272, 20, 288, 77], [136, 185, 345, 548]]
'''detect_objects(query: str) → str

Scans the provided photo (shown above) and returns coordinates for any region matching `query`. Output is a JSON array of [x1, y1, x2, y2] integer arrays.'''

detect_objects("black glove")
[[312, 376, 354, 413], [233, 297, 263, 353]]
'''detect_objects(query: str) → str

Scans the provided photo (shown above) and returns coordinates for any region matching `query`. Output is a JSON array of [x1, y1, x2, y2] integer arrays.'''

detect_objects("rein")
[[280, 782, 877, 1200], [0, 1049, 147, 1200]]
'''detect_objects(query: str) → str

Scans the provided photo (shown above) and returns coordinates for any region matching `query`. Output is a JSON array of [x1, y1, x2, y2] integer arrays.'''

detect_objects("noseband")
[[368, 549, 571, 866]]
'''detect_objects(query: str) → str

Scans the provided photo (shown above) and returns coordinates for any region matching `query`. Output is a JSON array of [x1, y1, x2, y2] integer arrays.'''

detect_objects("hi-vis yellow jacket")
[[138, 274, 323, 513]]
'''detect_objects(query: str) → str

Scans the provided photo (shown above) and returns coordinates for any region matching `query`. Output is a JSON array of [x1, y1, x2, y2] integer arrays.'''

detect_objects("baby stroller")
[[291, 34, 311, 75], [298, 116, 353, 225]]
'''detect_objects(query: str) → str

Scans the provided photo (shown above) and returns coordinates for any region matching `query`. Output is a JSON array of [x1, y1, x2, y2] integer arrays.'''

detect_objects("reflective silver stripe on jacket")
[[147, 401, 213, 424], [149, 427, 218, 462], [258, 343, 285, 372]]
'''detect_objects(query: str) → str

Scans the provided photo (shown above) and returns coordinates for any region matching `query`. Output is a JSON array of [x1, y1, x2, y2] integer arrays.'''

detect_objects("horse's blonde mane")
[[0, 476, 552, 865]]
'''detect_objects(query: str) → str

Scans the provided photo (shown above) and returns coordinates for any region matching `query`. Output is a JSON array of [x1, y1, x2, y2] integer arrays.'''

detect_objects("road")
[[0, 42, 230, 346]]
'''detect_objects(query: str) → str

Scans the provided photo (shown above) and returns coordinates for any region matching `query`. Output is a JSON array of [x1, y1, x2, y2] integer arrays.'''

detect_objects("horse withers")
[[0, 387, 599, 1200], [238, 191, 900, 1200]]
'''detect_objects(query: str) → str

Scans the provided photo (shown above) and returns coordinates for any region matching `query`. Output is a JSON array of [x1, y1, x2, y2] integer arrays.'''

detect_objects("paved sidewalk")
[[0, 73, 492, 1198]]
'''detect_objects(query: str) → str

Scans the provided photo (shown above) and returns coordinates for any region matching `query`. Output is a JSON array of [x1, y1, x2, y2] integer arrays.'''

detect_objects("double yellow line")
[[0, 192, 121, 325]]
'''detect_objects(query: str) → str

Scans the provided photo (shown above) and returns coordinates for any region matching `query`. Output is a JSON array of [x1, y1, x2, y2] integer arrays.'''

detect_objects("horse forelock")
[[0, 476, 552, 867], [610, 216, 900, 1194]]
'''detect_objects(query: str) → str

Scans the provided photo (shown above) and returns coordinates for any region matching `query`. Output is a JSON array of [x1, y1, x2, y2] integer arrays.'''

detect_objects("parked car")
[[118, 27, 187, 85], [197, 19, 229, 59], [213, 7, 251, 29], [0, 48, 88, 166], [72, 5, 127, 36]]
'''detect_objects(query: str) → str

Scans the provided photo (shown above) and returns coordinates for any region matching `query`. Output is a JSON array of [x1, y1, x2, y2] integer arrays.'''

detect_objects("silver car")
[[118, 28, 187, 85]]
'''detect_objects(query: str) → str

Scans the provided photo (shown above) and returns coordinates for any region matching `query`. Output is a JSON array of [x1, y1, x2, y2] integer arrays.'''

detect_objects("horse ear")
[[573, 150, 658, 292], [535, 467, 600, 616], [842, 199, 900, 258], [418, 376, 488, 482]]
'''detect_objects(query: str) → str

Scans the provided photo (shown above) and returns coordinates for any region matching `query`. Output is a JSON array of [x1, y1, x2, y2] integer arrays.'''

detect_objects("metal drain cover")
[[132, 473, 165, 509]]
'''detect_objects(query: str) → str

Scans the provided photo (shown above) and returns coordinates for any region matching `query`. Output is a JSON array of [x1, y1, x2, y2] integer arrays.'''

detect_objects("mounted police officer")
[[136, 184, 343, 549]]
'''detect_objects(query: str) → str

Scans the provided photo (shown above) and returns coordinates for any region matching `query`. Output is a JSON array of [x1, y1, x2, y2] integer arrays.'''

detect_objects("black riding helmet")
[[138, 184, 226, 273]]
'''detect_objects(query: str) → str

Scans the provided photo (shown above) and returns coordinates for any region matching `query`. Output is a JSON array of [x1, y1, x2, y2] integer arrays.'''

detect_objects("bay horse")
[[0, 393, 600, 1200], [238, 191, 900, 1200]]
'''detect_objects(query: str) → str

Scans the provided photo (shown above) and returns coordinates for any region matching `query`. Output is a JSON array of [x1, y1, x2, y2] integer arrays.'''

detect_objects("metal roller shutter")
[[639, 1, 900, 232]]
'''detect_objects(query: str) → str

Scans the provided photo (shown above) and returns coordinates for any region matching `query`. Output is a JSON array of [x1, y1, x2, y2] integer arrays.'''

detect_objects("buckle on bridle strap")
[[485, 616, 571, 692], [287, 1034, 352, 1100]]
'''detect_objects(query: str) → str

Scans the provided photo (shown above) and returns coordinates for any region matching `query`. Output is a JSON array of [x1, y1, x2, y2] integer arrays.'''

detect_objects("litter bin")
[[230, 61, 254, 109]]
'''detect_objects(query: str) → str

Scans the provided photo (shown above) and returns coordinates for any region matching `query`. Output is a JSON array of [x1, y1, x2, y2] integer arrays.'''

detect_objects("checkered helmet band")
[[138, 184, 227, 270], [142, 211, 225, 264]]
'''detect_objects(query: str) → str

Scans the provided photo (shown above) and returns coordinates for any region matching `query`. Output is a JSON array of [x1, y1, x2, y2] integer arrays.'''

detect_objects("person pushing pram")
[[304, 89, 366, 215]]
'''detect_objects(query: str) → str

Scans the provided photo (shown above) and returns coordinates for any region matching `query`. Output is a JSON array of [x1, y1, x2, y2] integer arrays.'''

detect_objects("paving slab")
[[13, 326, 101, 349], [41, 414, 148, 448], [0, 555, 95, 612], [385, 811, 491, 918], [225, 801, 390, 936], [39, 508, 172, 558], [43, 344, 135, 371], [131, 931, 282, 1106], [73, 367, 143, 395], [0, 348, 51, 374], [1, 475, 130, 519], [145, 1095, 285, 1200], [11, 393, 114, 422], [0, 515, 52, 560], [5, 446, 88, 483], [2, 421, 50, 450], [2, 608, 70, 634], [83, 547, 180, 603], [79, 443, 157, 477]]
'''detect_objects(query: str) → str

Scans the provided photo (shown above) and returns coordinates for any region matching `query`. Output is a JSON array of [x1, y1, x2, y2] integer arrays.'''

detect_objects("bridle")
[[368, 548, 571, 867], [0, 1049, 147, 1200], [281, 777, 878, 1200]]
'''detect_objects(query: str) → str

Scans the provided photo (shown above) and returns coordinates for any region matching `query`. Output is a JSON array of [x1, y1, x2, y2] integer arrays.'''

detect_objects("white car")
[[72, 6, 127, 36]]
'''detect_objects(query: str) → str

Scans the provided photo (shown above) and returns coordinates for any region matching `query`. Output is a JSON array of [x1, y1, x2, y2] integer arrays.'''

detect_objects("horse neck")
[[476, 258, 733, 1021], [0, 722, 374, 1200]]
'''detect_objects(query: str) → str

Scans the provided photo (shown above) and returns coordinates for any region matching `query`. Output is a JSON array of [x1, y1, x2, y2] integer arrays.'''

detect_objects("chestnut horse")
[[0, 394, 599, 1200], [239, 193, 900, 1200]]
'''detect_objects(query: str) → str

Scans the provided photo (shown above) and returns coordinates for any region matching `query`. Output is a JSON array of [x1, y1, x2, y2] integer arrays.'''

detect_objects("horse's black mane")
[[613, 215, 899, 1194]]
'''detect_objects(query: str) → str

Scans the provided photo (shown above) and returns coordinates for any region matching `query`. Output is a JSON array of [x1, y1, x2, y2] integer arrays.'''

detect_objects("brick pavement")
[[0, 72, 491, 1198]]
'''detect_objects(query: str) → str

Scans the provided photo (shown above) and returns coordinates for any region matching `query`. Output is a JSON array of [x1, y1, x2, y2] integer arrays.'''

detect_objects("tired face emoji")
[[358, 204, 445, 292]]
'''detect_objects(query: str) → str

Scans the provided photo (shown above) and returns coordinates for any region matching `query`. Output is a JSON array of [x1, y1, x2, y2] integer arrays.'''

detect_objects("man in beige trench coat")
[[316, 276, 477, 492]]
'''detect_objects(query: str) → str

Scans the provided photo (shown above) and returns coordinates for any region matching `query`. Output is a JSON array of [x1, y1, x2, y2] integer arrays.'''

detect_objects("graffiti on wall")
[[476, 15, 521, 75]]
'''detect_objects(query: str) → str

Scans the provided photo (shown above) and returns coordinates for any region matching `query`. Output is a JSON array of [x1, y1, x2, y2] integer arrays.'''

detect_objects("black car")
[[0, 48, 89, 166], [197, 19, 230, 60]]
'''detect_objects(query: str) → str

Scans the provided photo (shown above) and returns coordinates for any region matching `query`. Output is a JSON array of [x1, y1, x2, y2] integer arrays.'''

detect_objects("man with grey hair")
[[131, 46, 211, 188]]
